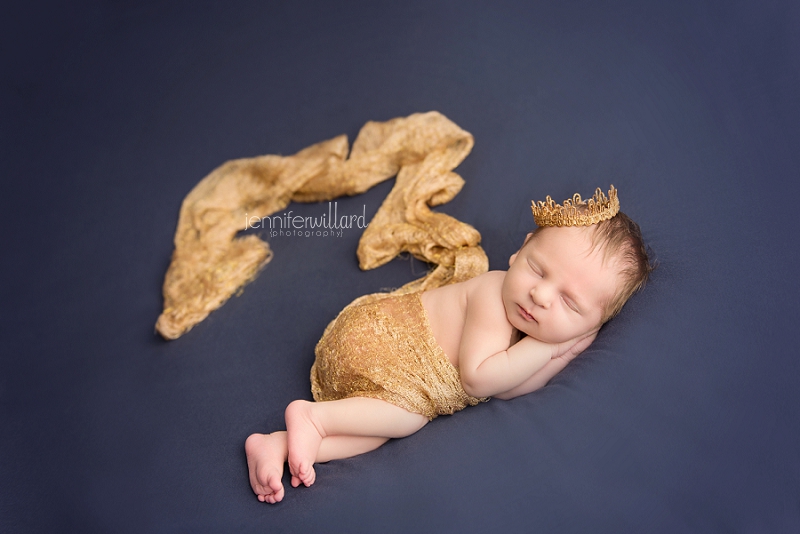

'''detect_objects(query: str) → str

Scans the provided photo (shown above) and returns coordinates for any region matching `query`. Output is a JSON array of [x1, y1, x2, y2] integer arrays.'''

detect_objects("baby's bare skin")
[[246, 225, 621, 502], [423, 226, 616, 398], [245, 433, 287, 503], [247, 398, 422, 502]]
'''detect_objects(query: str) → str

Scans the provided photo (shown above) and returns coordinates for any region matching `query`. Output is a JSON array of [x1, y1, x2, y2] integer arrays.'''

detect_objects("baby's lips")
[[518, 305, 536, 322]]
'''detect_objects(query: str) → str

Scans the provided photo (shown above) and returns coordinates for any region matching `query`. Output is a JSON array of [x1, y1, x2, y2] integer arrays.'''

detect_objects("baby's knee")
[[411, 414, 429, 433], [285, 399, 310, 420], [399, 410, 429, 435]]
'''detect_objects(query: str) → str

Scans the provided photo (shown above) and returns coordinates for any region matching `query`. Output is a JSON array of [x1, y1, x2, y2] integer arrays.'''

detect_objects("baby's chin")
[[510, 316, 591, 345], [517, 328, 561, 345], [530, 334, 565, 344], [524, 330, 586, 345]]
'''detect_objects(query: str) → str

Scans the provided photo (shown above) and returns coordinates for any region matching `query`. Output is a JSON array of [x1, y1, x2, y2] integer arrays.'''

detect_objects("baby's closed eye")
[[562, 296, 580, 313], [527, 261, 543, 277]]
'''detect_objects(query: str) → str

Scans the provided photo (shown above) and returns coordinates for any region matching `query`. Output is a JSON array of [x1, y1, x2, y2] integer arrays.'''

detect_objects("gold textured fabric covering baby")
[[156, 111, 488, 339], [311, 291, 486, 420]]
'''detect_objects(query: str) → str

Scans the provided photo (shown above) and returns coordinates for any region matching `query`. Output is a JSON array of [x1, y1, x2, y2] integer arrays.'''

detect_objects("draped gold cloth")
[[156, 111, 488, 340], [312, 291, 486, 419]]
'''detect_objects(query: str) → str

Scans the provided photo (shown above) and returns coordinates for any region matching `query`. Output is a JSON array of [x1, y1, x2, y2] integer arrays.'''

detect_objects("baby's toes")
[[289, 462, 314, 487], [299, 465, 316, 487], [268, 483, 285, 503], [267, 487, 284, 504]]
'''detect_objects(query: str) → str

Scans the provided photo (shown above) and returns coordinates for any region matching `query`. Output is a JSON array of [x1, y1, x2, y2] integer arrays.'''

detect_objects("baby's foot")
[[285, 400, 324, 488], [245, 433, 287, 504]]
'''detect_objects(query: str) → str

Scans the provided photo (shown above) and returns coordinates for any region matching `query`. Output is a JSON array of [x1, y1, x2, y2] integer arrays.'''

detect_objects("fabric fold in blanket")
[[156, 111, 488, 339]]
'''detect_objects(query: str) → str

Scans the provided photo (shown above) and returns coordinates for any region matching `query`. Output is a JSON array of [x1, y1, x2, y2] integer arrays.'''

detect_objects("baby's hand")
[[550, 330, 598, 363]]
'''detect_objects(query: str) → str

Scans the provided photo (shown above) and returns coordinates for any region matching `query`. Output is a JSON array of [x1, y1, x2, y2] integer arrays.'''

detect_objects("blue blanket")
[[2, 1, 798, 532]]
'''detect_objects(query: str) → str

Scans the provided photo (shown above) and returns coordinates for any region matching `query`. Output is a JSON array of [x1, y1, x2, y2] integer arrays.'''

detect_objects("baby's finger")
[[565, 332, 597, 360]]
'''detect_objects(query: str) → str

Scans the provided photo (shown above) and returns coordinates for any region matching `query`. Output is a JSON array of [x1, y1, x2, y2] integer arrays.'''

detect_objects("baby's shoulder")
[[462, 271, 506, 311], [462, 271, 513, 333], [463, 270, 506, 294]]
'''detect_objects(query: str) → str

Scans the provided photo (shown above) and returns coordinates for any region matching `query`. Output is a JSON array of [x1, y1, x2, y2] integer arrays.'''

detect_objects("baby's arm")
[[457, 272, 596, 398], [462, 329, 595, 398], [493, 332, 596, 400]]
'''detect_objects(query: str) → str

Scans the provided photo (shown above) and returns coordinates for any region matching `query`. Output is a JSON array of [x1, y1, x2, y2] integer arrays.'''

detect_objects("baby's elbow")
[[461, 380, 480, 398], [460, 370, 490, 398]]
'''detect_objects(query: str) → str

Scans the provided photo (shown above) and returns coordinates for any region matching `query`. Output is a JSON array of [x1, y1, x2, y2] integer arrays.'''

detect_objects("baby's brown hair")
[[588, 212, 653, 322]]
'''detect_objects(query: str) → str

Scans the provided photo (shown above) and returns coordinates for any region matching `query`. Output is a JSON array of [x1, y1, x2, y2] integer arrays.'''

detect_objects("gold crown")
[[531, 185, 620, 227]]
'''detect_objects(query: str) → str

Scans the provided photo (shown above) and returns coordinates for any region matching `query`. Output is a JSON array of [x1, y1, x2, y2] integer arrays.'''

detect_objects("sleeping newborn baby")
[[246, 186, 652, 503]]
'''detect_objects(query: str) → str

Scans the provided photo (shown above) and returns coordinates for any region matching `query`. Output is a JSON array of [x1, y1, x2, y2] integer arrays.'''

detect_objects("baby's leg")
[[317, 435, 389, 463], [285, 397, 428, 488]]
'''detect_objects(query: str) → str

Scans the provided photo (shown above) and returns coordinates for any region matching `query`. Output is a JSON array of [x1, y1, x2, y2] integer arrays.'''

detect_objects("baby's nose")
[[531, 286, 551, 308]]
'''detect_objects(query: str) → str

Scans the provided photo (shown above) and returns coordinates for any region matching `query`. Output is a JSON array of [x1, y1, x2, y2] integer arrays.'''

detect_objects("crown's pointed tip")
[[529, 185, 621, 228]]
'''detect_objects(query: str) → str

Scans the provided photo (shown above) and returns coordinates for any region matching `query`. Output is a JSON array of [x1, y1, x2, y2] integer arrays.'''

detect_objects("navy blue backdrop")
[[2, 1, 799, 532]]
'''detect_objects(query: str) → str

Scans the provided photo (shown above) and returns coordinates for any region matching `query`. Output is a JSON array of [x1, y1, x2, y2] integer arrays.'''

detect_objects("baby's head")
[[524, 211, 652, 323], [506, 187, 652, 343]]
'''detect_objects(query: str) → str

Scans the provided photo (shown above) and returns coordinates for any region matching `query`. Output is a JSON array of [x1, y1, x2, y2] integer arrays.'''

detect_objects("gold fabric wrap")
[[156, 111, 488, 339], [312, 291, 486, 420]]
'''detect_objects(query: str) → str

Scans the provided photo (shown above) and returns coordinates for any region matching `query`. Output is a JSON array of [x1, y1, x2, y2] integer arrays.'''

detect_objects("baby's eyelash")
[[563, 296, 580, 313], [528, 262, 542, 276]]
